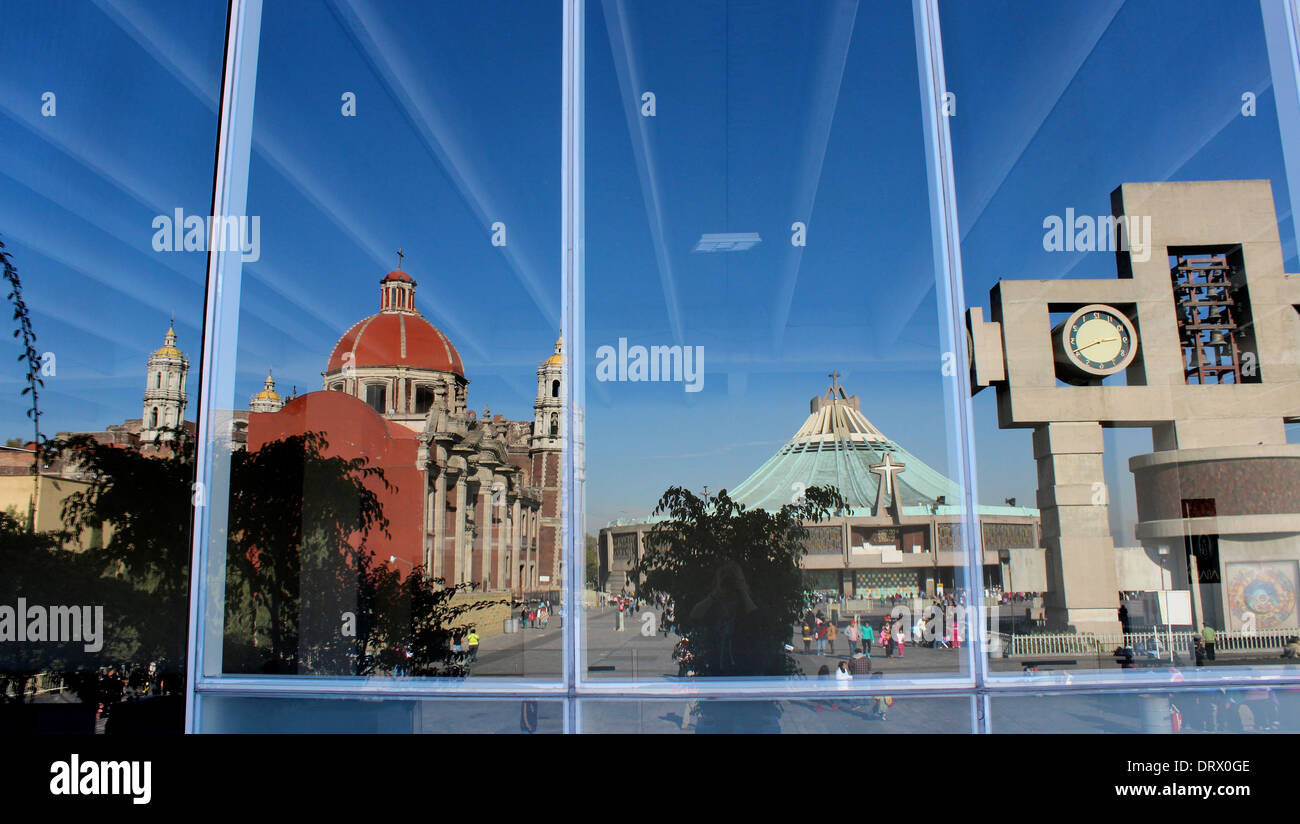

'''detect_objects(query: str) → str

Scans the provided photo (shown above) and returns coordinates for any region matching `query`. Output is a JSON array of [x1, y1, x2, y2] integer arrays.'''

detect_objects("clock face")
[[1063, 305, 1137, 374]]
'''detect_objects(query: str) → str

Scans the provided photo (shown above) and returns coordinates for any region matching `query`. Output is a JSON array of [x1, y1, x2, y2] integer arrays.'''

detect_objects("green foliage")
[[224, 431, 391, 673], [1, 236, 43, 470], [585, 533, 599, 588], [0, 510, 138, 702], [52, 428, 195, 666], [634, 485, 847, 677], [370, 574, 505, 677], [219, 430, 503, 676]]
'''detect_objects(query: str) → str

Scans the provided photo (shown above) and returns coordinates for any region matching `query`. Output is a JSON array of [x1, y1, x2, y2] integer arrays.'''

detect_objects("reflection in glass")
[[990, 687, 1300, 733], [198, 0, 565, 680], [583, 0, 989, 682], [0, 0, 227, 732], [944, 0, 1300, 673], [581, 695, 973, 734], [201, 697, 563, 734]]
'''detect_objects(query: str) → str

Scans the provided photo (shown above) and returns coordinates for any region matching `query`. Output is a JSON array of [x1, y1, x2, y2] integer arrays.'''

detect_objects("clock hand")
[[1073, 336, 1118, 354]]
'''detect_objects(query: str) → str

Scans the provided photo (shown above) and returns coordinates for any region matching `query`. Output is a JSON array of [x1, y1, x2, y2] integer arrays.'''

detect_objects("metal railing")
[[1003, 628, 1299, 658]]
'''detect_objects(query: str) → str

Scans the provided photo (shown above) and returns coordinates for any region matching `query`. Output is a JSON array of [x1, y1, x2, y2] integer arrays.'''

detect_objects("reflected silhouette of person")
[[689, 559, 760, 676]]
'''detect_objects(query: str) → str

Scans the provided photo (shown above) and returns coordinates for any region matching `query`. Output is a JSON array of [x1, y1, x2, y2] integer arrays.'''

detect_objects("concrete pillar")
[[526, 507, 537, 589], [476, 483, 490, 588], [495, 477, 508, 589], [1034, 422, 1122, 633], [453, 475, 467, 585], [511, 497, 522, 591], [432, 468, 447, 580]]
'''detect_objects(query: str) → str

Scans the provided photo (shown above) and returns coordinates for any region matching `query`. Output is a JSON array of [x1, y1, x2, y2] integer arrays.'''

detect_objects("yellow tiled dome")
[[543, 338, 563, 367], [152, 324, 183, 358]]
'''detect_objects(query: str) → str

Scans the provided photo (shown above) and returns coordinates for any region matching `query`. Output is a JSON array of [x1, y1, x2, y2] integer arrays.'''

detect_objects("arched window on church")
[[155, 372, 162, 389], [150, 407, 159, 428], [365, 384, 386, 414], [549, 412, 558, 438], [551, 379, 559, 398]]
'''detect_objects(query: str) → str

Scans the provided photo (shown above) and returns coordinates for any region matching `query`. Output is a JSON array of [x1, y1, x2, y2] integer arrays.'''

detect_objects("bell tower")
[[531, 338, 564, 588], [532, 338, 563, 450], [140, 320, 189, 443]]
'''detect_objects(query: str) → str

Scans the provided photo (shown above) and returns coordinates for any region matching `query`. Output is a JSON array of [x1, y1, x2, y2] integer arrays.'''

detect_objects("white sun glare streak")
[[768, 0, 859, 355], [91, 0, 492, 361], [328, 0, 560, 332], [874, 1, 1125, 345], [1054, 76, 1279, 280], [601, 0, 684, 345]]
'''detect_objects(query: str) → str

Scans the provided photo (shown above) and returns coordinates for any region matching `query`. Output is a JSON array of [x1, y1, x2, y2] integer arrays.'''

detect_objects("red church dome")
[[326, 269, 465, 377]]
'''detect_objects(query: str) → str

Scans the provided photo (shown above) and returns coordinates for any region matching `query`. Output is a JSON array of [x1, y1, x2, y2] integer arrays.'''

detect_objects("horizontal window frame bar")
[[191, 662, 1300, 701]]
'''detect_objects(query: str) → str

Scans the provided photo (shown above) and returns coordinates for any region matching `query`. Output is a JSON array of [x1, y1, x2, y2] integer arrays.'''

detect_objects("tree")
[[585, 534, 599, 588], [370, 573, 505, 677], [52, 428, 196, 670], [222, 430, 503, 676], [0, 510, 137, 702], [224, 431, 390, 674], [634, 484, 846, 677]]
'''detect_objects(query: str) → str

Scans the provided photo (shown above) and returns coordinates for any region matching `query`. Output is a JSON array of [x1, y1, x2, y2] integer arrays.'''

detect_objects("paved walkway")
[[468, 605, 1296, 679]]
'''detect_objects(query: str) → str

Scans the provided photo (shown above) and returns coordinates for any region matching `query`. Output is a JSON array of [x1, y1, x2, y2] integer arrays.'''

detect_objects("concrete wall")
[[1113, 545, 1169, 591], [1005, 547, 1048, 592], [0, 473, 101, 547]]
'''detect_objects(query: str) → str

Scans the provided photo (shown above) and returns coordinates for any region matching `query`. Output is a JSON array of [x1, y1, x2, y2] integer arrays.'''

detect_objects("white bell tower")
[[141, 320, 189, 442], [532, 338, 563, 450]]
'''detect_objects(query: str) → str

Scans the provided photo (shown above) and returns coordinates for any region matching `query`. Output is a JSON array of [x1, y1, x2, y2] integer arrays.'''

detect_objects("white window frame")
[[184, 0, 1300, 734]]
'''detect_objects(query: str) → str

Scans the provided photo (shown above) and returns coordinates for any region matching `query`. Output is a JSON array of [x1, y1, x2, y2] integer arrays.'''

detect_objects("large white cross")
[[870, 453, 906, 501]]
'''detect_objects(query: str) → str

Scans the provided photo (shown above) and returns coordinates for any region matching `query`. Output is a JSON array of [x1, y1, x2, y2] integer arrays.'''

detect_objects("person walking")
[[894, 625, 906, 659], [1201, 623, 1217, 660], [826, 621, 837, 656], [860, 620, 874, 657], [845, 618, 860, 656], [883, 622, 894, 658], [802, 622, 813, 654], [816, 620, 828, 655], [466, 630, 480, 662]]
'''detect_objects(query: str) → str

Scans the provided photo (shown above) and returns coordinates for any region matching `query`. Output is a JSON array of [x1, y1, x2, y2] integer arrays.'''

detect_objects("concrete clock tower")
[[968, 180, 1300, 634]]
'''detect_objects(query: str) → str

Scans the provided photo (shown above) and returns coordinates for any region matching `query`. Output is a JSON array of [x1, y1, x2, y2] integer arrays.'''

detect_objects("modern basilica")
[[599, 376, 1043, 600]]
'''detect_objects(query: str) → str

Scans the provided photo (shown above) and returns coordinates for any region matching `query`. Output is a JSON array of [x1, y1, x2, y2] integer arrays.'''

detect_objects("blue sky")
[[2, 0, 1297, 545]]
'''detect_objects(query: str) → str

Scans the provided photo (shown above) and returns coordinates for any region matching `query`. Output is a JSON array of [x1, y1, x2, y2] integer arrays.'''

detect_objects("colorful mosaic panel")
[[803, 525, 843, 555], [1226, 560, 1299, 631], [853, 569, 922, 599], [982, 523, 1035, 551], [937, 523, 966, 551]]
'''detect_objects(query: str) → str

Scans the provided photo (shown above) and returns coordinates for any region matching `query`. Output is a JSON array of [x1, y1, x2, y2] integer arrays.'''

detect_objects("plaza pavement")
[[470, 604, 1290, 679]]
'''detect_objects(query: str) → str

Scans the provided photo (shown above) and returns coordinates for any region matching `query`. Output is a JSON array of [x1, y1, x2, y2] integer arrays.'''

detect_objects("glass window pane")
[[200, 696, 563, 733], [941, 0, 1300, 676], [580, 695, 974, 733], [0, 0, 227, 730], [196, 0, 564, 684], [583, 0, 977, 684], [989, 686, 1300, 733]]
